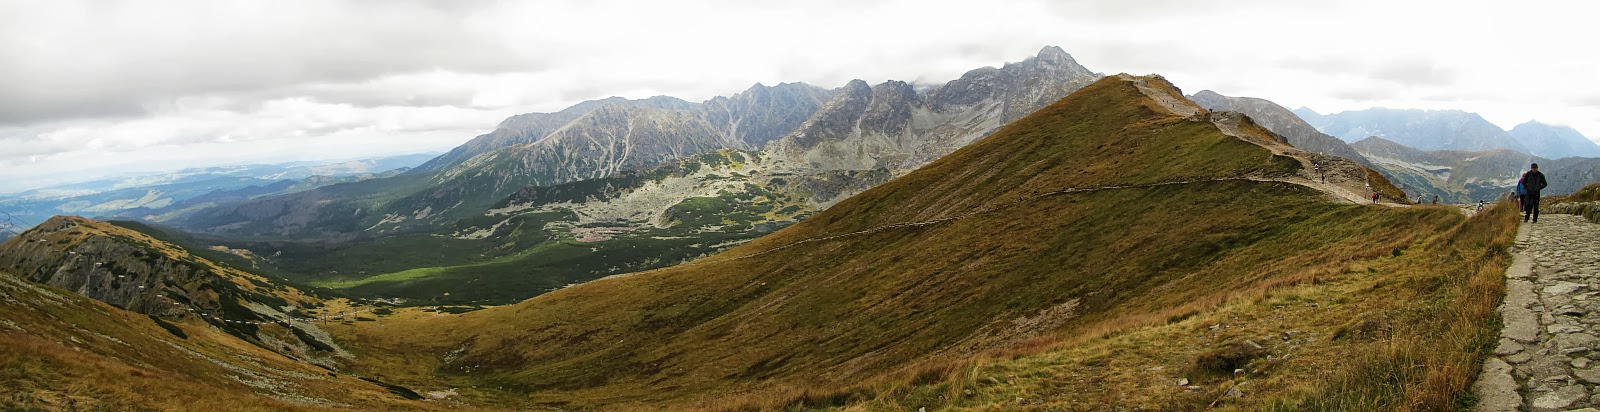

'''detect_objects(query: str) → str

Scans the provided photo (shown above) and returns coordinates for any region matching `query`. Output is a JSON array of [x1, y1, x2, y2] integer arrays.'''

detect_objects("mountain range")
[[1351, 136, 1600, 202], [1508, 121, 1600, 158], [170, 46, 1103, 242], [103, 47, 1106, 304], [1293, 107, 1600, 159], [0, 73, 1517, 410]]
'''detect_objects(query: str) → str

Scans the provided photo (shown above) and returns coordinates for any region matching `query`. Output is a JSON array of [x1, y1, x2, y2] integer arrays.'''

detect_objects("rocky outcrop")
[[702, 82, 836, 148], [0, 216, 346, 366]]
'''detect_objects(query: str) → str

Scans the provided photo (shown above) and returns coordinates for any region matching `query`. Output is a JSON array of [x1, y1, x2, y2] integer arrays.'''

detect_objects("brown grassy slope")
[[0, 272, 451, 411], [839, 201, 1515, 411], [322, 75, 1465, 409]]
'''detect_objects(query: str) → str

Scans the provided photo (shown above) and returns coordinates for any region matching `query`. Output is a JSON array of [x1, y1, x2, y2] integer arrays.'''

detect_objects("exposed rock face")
[[415, 96, 705, 173], [703, 82, 836, 148], [1188, 90, 1369, 167], [767, 45, 1104, 171], [1510, 121, 1600, 159], [0, 216, 345, 366], [1302, 107, 1527, 152]]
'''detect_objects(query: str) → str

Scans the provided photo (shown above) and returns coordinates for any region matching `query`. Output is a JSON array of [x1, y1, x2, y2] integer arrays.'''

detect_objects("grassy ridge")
[[318, 76, 1504, 409], [798, 201, 1516, 411]]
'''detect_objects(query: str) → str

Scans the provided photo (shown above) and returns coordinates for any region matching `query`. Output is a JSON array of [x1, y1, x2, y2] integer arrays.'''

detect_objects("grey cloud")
[[1328, 86, 1392, 101], [1369, 59, 1457, 86], [1274, 55, 1365, 75], [257, 82, 484, 110], [1576, 95, 1600, 108], [0, 1, 540, 126], [1042, 0, 1320, 22]]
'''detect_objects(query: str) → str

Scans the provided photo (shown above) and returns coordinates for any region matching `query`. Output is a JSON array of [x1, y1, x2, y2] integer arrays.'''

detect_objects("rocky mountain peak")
[[1192, 89, 1225, 101], [1036, 45, 1071, 61], [842, 79, 873, 96], [1027, 45, 1094, 77]]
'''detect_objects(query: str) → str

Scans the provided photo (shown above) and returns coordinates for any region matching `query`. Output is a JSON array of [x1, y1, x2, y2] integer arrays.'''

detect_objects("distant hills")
[[1285, 106, 1600, 201], [1296, 107, 1525, 152], [1294, 107, 1600, 159], [1351, 136, 1600, 202], [1509, 121, 1600, 158], [0, 153, 436, 234]]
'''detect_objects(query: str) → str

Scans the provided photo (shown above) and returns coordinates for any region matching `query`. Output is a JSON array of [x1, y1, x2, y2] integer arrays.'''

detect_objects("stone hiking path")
[[1476, 214, 1600, 411]]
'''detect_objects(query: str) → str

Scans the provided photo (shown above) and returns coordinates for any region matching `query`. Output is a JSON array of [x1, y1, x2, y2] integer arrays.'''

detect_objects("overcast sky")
[[3, 0, 1597, 193]]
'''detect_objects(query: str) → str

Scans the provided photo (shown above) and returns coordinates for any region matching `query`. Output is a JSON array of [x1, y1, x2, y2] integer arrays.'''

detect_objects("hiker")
[[1431, 195, 1439, 205], [1372, 192, 1380, 203], [1522, 163, 1549, 222], [1477, 200, 1485, 212]]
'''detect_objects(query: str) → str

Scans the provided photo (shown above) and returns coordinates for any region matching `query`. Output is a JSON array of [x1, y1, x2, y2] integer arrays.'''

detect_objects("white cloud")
[[2, 0, 1599, 192]]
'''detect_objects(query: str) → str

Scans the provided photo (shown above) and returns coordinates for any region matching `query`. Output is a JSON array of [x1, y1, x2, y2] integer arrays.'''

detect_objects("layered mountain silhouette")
[[1353, 136, 1600, 202], [1188, 90, 1368, 166], [170, 47, 1101, 240], [1302, 108, 1600, 160], [1299, 107, 1526, 152], [1509, 121, 1600, 159]]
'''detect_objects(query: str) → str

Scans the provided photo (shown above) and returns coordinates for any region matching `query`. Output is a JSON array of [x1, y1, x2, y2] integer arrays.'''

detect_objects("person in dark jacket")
[[1523, 163, 1549, 222]]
